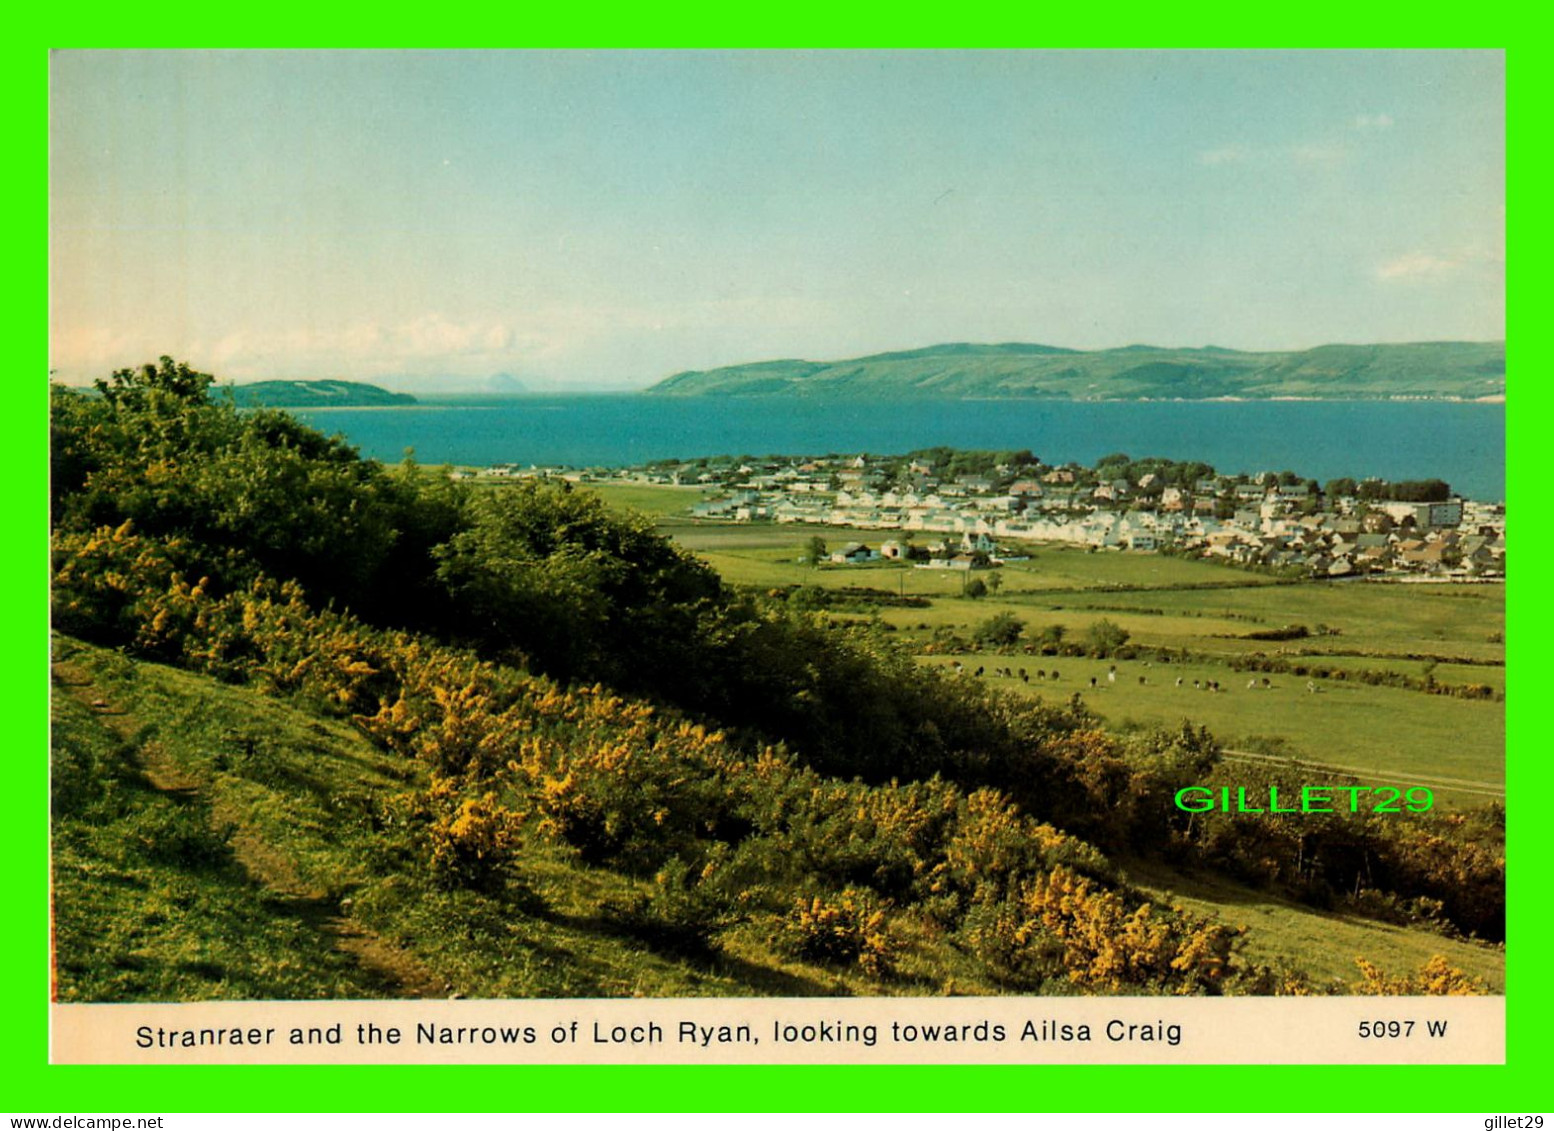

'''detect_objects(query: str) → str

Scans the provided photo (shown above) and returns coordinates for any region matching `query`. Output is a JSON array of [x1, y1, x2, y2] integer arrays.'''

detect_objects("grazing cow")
[[1138, 675, 1146, 685], [1050, 670, 1059, 681], [1090, 676, 1098, 688], [1176, 677, 1183, 687]]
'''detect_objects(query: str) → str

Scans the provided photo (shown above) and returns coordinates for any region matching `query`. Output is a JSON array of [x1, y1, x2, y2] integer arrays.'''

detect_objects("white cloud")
[[1376, 252, 1457, 281], [1354, 113, 1395, 130], [1198, 141, 1346, 169], [1376, 245, 1504, 285], [342, 322, 387, 354], [128, 316, 553, 382], [1291, 143, 1344, 165], [49, 326, 147, 373], [1197, 146, 1245, 166], [50, 298, 836, 386]]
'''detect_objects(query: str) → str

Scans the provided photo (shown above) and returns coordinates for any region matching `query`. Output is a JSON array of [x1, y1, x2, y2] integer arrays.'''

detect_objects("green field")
[[919, 655, 1503, 803], [583, 481, 705, 516]]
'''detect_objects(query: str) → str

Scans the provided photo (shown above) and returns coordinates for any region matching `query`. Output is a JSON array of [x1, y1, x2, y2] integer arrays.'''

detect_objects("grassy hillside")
[[50, 636, 943, 999], [646, 341, 1505, 400], [51, 634, 1504, 999]]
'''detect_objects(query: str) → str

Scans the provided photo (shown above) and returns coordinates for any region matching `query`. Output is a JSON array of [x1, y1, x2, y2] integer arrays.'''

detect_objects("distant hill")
[[647, 341, 1506, 401], [484, 373, 528, 394], [224, 380, 418, 408]]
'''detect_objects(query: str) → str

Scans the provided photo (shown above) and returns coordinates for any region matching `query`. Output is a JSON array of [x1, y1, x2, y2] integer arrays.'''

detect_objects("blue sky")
[[50, 50, 1504, 391]]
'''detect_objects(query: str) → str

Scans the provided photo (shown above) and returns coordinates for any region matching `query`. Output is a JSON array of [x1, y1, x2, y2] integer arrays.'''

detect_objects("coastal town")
[[458, 449, 1506, 582]]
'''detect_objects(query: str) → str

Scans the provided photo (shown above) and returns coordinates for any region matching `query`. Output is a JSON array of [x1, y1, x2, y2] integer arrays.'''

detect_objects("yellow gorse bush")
[[427, 787, 525, 892], [780, 889, 897, 979], [1354, 955, 1489, 995], [1012, 866, 1240, 993], [49, 518, 1498, 994]]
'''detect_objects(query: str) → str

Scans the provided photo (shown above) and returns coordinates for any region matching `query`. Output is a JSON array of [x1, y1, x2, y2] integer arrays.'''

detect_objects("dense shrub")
[[1085, 618, 1131, 657], [778, 889, 897, 978], [960, 866, 1241, 994], [973, 612, 1025, 647], [425, 783, 525, 893], [1354, 956, 1489, 995], [601, 852, 750, 957]]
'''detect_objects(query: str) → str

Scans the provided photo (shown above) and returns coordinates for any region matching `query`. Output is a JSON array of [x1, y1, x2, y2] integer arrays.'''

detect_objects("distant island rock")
[[223, 380, 418, 408], [646, 341, 1506, 401], [484, 373, 528, 393]]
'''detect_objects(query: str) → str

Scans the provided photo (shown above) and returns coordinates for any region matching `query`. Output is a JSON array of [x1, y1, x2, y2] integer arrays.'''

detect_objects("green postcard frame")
[[9, 11, 1539, 1114]]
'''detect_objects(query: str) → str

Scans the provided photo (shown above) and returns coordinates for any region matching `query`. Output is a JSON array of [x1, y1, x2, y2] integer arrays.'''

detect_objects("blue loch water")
[[288, 396, 1506, 501]]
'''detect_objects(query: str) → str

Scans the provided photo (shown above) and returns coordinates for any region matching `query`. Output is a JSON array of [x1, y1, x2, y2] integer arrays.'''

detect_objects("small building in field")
[[830, 542, 876, 564]]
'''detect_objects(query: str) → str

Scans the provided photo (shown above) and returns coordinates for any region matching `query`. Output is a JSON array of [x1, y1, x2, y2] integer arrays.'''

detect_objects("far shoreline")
[[633, 392, 1508, 405]]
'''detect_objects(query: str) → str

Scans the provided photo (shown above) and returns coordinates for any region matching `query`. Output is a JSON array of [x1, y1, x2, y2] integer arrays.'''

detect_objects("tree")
[[1391, 479, 1452, 503], [51, 360, 431, 618], [433, 480, 723, 686], [1174, 461, 1215, 489], [984, 570, 1004, 595], [94, 355, 215, 408], [965, 577, 988, 599], [1086, 618, 1130, 658], [973, 611, 1025, 647], [1037, 623, 1067, 649], [802, 535, 828, 567]]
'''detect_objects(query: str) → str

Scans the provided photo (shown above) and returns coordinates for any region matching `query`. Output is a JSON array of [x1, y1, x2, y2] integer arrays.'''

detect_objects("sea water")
[[286, 396, 1507, 501]]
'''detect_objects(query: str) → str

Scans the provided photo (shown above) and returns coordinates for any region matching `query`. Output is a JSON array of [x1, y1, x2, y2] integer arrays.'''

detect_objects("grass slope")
[[48, 637, 990, 999], [51, 627, 1503, 1000], [1121, 859, 1503, 991]]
